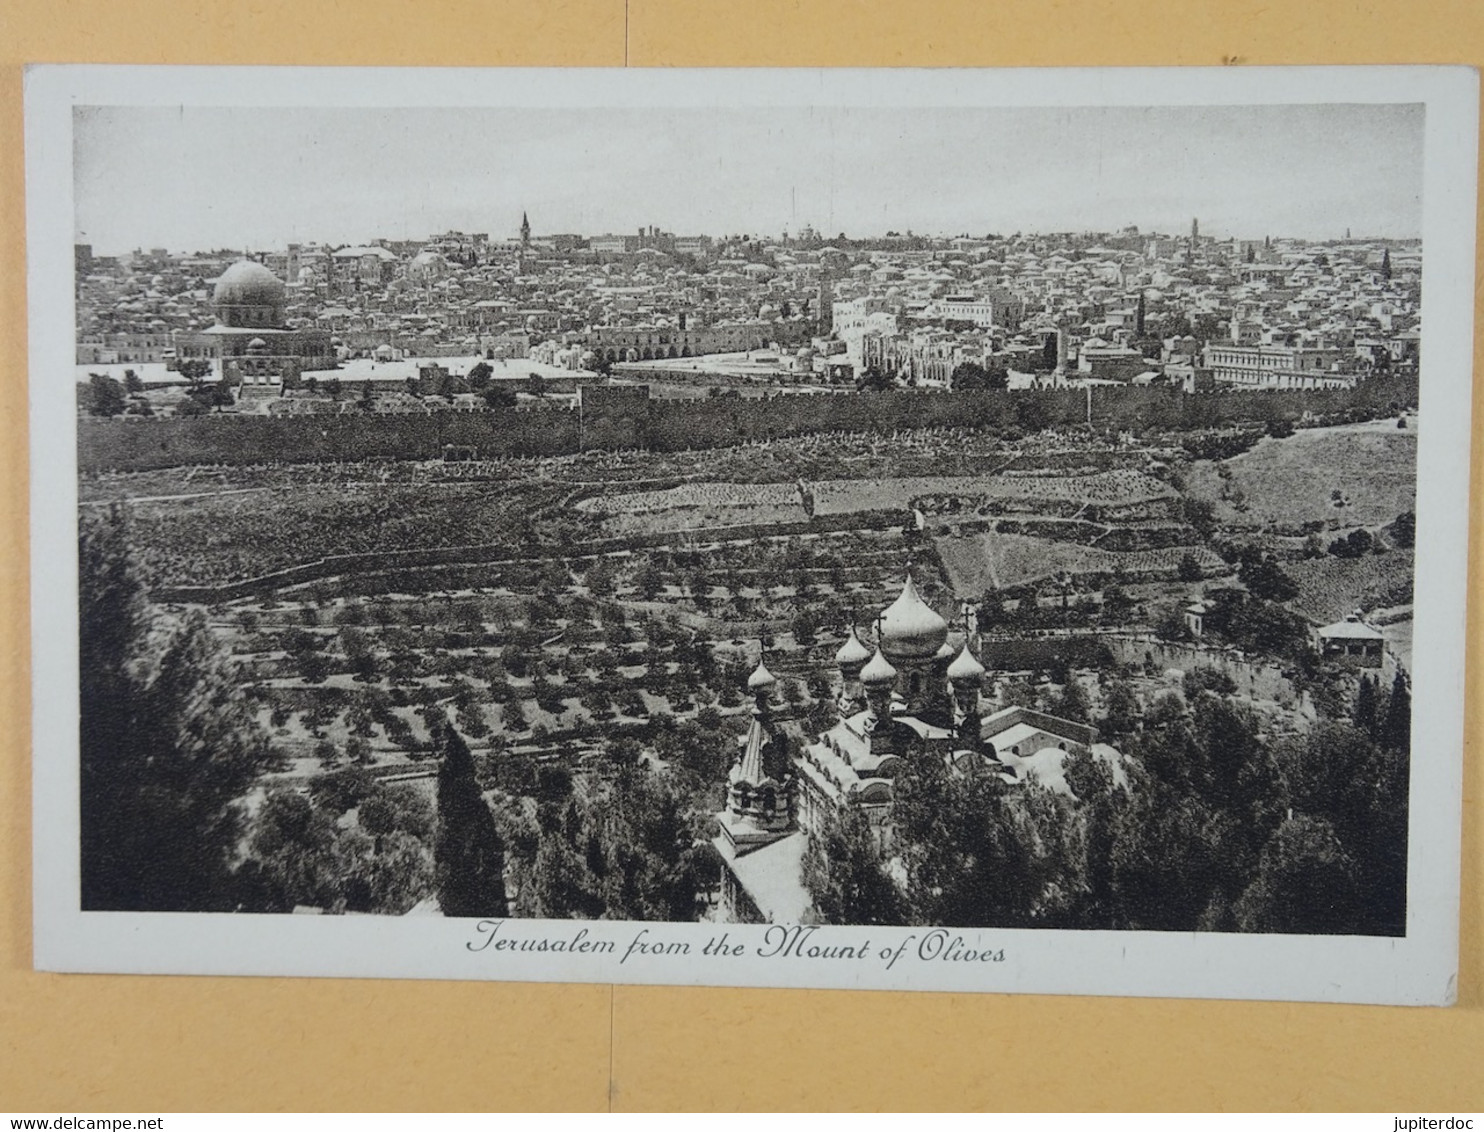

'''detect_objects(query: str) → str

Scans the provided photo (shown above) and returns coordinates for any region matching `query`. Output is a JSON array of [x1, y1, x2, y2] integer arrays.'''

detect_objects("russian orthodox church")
[[713, 568, 1124, 924]]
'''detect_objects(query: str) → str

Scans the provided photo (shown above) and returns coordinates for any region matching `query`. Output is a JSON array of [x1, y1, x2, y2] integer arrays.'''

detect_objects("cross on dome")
[[834, 624, 872, 668], [877, 573, 949, 661], [746, 646, 777, 691], [947, 643, 987, 684]]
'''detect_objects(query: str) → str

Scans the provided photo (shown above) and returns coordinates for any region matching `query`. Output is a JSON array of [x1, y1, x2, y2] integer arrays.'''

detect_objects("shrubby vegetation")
[[80, 508, 275, 910], [804, 679, 1409, 936], [500, 759, 718, 922]]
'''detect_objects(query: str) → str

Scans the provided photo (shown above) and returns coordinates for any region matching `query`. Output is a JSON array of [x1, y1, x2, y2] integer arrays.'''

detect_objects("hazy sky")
[[73, 103, 1424, 255]]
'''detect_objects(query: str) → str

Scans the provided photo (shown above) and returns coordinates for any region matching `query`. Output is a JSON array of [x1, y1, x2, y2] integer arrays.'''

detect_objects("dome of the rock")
[[212, 260, 285, 307]]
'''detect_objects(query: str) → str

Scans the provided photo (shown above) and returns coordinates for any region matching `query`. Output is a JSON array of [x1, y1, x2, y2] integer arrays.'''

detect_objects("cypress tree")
[[1381, 671, 1411, 754], [434, 723, 508, 917], [80, 508, 271, 911], [1354, 674, 1378, 738]]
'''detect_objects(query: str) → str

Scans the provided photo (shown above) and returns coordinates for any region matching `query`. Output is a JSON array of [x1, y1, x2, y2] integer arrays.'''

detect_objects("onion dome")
[[212, 260, 286, 307], [834, 626, 872, 670], [878, 575, 949, 660], [860, 648, 898, 689], [947, 644, 987, 685], [934, 638, 958, 663], [747, 659, 778, 692]]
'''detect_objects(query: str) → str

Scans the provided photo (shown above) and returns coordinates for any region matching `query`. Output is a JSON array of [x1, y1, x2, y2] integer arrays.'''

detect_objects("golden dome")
[[747, 660, 778, 691], [878, 575, 949, 661], [212, 260, 285, 307], [860, 648, 898, 688], [947, 644, 986, 684], [834, 626, 872, 669]]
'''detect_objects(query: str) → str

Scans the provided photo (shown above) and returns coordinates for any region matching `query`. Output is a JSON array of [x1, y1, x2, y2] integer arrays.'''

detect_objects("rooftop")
[[713, 831, 811, 923], [1318, 619, 1386, 640]]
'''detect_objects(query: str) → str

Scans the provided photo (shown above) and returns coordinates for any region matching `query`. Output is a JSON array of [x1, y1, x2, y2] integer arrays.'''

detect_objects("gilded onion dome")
[[947, 643, 987, 685], [859, 647, 898, 688], [878, 575, 950, 660], [834, 626, 872, 670], [747, 659, 778, 692]]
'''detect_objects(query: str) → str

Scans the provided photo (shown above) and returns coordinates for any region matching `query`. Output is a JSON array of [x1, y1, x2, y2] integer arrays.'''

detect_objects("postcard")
[[26, 64, 1478, 1003]]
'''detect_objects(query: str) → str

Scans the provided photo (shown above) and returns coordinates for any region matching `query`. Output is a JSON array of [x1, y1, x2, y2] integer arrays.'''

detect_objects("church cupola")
[[860, 646, 897, 715], [834, 625, 872, 676], [878, 574, 950, 663], [947, 643, 987, 737], [833, 625, 872, 717], [859, 646, 901, 757], [860, 646, 897, 689], [877, 569, 950, 718], [722, 651, 795, 842], [747, 657, 778, 698], [948, 642, 986, 686]]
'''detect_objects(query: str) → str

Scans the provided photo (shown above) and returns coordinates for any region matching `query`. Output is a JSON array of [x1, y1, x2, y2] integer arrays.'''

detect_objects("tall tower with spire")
[[713, 652, 808, 923], [717, 654, 797, 853], [520, 211, 531, 248]]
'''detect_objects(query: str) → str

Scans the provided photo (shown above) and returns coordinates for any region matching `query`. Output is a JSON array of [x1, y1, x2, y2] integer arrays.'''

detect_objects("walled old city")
[[78, 216, 1418, 935]]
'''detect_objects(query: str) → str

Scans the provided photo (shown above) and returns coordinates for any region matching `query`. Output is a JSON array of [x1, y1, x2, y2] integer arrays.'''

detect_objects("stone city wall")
[[79, 375, 1417, 473]]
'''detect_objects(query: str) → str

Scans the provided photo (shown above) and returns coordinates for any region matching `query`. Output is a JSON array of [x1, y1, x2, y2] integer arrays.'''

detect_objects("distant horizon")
[[73, 103, 1425, 258], [79, 226, 1424, 262]]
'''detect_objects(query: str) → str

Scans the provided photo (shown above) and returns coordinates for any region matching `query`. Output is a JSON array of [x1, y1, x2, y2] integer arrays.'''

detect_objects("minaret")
[[517, 211, 532, 276]]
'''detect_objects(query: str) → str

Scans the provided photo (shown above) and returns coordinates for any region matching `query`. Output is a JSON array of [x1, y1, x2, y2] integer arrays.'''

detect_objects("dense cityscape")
[[77, 216, 1419, 408], [76, 212, 1419, 934]]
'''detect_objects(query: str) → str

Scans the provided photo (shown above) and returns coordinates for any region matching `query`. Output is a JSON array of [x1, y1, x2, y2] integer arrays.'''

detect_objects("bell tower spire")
[[718, 647, 797, 852]]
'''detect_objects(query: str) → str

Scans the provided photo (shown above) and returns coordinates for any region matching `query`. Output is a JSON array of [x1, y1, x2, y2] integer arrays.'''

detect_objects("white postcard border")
[[25, 64, 1479, 1004]]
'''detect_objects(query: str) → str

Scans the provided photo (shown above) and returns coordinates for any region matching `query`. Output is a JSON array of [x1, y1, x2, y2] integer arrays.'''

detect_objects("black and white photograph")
[[26, 66, 1477, 1003]]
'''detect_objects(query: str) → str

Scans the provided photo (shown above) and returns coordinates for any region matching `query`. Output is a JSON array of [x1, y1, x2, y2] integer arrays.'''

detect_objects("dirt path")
[[81, 486, 272, 506]]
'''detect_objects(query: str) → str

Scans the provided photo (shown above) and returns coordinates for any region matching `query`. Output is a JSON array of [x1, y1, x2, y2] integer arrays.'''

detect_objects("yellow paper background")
[[1, 0, 1480, 1112]]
